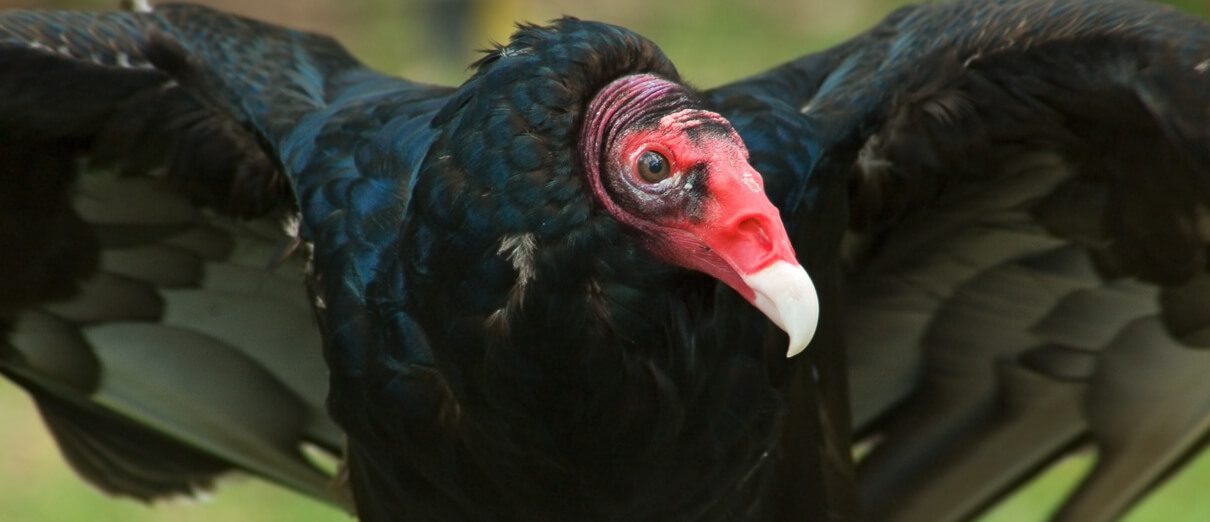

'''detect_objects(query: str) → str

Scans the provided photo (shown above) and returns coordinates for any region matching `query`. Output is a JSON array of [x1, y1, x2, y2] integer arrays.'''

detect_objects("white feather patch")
[[497, 233, 537, 288], [123, 0, 154, 13]]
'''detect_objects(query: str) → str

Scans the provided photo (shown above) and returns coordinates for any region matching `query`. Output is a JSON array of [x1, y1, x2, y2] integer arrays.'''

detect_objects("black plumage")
[[1, 1, 1209, 521]]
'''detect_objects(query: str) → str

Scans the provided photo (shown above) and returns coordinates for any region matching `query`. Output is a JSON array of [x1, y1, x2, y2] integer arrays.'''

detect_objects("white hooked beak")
[[741, 260, 819, 357]]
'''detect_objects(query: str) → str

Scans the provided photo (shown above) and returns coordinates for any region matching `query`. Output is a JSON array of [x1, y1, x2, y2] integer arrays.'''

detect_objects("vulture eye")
[[636, 150, 670, 183]]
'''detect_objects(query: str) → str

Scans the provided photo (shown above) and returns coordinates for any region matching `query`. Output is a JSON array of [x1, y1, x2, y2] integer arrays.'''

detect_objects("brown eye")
[[636, 150, 670, 183]]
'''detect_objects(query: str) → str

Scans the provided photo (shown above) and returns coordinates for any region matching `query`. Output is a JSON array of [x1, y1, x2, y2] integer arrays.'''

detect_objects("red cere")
[[691, 153, 796, 275]]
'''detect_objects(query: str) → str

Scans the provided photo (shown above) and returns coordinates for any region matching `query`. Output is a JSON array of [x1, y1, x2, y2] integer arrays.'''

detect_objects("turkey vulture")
[[1, 0, 1209, 521]]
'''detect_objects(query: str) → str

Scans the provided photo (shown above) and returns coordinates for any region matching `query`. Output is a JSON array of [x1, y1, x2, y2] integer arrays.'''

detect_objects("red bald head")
[[581, 74, 818, 356]]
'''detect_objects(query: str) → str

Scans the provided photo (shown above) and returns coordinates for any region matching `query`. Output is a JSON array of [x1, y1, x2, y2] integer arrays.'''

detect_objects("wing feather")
[[719, 0, 1210, 519]]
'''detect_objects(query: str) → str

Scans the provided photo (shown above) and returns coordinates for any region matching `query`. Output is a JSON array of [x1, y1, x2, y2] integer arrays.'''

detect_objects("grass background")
[[2, 0, 1209, 520]]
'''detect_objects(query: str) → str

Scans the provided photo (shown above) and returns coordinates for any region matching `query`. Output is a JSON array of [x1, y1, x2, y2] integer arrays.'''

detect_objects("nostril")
[[738, 217, 770, 248]]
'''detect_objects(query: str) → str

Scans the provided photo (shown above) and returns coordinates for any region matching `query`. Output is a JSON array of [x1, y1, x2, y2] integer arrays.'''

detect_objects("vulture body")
[[1, 0, 1208, 521]]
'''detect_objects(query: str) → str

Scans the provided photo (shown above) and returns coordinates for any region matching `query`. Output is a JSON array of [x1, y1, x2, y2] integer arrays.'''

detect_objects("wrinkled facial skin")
[[582, 74, 818, 356]]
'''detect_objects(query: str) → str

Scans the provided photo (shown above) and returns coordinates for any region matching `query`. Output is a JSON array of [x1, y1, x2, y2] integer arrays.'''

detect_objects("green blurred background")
[[1, 0, 1209, 521]]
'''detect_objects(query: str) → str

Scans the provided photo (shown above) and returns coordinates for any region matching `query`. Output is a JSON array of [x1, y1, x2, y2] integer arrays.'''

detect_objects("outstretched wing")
[[0, 3, 448, 505], [713, 0, 1210, 520]]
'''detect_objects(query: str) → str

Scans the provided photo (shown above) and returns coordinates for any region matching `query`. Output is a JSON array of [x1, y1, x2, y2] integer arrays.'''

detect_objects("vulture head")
[[581, 73, 818, 357]]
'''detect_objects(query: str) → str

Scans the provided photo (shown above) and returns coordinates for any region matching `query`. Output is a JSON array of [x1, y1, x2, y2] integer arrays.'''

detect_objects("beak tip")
[[742, 260, 819, 359], [786, 335, 811, 358], [783, 308, 816, 358]]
